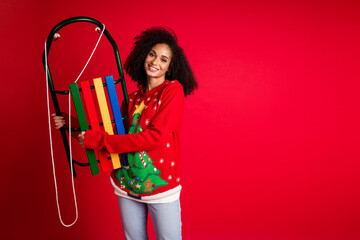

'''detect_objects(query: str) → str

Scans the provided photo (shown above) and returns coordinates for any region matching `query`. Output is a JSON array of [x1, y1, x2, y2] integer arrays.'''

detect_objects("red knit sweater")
[[84, 80, 184, 200]]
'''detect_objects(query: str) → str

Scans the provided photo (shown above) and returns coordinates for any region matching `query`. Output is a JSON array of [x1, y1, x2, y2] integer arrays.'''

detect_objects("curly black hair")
[[124, 27, 197, 97]]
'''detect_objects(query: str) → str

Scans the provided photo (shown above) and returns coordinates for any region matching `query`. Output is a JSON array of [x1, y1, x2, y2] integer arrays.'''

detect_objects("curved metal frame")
[[42, 16, 129, 177]]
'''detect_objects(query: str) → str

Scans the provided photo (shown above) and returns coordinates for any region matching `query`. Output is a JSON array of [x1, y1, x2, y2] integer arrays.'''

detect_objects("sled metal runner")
[[42, 16, 129, 177]]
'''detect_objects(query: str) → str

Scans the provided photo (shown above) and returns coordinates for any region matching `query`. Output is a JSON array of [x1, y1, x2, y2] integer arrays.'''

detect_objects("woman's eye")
[[161, 59, 167, 63], [149, 52, 155, 57]]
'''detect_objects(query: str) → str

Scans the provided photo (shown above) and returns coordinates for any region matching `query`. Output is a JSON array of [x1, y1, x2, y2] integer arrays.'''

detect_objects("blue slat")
[[105, 75, 128, 165]]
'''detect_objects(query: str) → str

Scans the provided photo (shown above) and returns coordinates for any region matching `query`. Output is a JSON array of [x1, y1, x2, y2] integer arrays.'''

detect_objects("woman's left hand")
[[78, 131, 86, 147]]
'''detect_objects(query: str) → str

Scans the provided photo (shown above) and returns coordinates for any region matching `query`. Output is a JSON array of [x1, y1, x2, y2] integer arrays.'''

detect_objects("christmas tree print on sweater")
[[115, 101, 168, 196]]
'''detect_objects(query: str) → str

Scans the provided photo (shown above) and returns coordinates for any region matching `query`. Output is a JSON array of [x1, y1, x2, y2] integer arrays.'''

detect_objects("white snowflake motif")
[[144, 105, 148, 109], [145, 119, 149, 125], [176, 177, 180, 182], [135, 184, 141, 189], [147, 97, 151, 102], [171, 161, 175, 167], [158, 100, 161, 105], [154, 92, 158, 95], [154, 168, 157, 172], [137, 98, 141, 102], [124, 166, 130, 170], [134, 92, 138, 95], [166, 143, 170, 148], [159, 158, 164, 164], [129, 99, 133, 102], [153, 98, 158, 103], [154, 106, 157, 111], [168, 175, 172, 180]]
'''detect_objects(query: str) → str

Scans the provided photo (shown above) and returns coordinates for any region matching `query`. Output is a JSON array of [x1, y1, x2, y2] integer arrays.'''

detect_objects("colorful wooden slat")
[[69, 83, 100, 175], [105, 75, 128, 166], [93, 78, 121, 169], [80, 81, 111, 173]]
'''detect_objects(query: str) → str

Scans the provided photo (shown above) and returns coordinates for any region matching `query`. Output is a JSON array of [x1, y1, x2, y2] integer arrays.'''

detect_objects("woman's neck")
[[145, 77, 165, 92]]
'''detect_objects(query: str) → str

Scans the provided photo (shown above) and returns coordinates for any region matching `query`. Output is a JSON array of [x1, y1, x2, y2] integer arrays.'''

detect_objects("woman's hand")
[[78, 131, 86, 147], [51, 113, 66, 129]]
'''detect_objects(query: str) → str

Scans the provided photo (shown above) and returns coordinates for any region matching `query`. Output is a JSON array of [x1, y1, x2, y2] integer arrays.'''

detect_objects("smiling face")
[[144, 43, 172, 81]]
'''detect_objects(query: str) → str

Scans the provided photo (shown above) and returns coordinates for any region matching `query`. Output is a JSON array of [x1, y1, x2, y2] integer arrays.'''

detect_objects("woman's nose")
[[151, 57, 160, 65]]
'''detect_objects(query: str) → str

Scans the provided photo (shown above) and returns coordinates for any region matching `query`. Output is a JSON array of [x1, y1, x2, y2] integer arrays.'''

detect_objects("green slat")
[[69, 83, 100, 175]]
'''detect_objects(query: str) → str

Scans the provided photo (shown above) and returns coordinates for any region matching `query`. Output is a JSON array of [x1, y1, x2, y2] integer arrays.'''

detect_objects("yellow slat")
[[93, 78, 121, 169]]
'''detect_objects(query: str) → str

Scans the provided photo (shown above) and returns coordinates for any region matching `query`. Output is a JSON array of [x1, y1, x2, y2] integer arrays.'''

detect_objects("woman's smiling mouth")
[[148, 65, 159, 72]]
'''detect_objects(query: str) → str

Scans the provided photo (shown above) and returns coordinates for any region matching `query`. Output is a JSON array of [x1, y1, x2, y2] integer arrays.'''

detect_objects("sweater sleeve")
[[84, 82, 184, 154]]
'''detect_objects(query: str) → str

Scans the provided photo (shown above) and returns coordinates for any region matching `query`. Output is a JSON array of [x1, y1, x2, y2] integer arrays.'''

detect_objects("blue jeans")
[[117, 196, 182, 240]]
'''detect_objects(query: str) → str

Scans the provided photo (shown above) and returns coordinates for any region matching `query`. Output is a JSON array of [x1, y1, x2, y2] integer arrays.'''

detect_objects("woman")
[[54, 27, 197, 239]]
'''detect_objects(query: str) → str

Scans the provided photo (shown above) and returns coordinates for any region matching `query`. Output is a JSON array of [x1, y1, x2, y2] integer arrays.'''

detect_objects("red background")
[[1, 0, 359, 239]]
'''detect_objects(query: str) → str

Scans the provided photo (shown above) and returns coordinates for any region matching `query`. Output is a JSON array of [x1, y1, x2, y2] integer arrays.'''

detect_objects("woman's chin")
[[146, 73, 164, 80]]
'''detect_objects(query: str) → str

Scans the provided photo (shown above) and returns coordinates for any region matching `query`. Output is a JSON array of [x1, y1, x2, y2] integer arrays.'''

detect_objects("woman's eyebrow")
[[150, 49, 169, 59]]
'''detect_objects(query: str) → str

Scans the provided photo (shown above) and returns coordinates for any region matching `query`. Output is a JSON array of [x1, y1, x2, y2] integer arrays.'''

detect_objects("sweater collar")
[[139, 80, 169, 97]]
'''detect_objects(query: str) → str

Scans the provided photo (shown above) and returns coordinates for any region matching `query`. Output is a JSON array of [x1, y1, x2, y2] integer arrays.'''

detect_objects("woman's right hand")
[[51, 113, 66, 129]]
